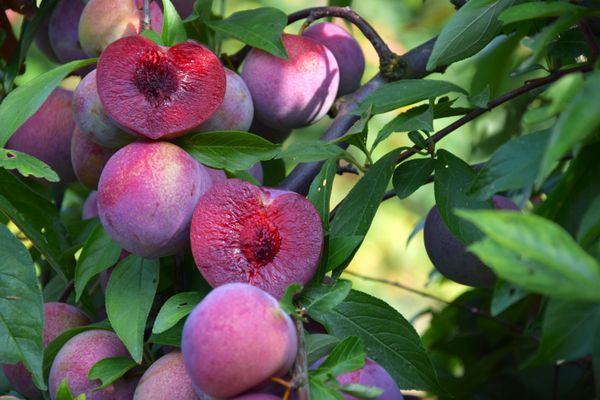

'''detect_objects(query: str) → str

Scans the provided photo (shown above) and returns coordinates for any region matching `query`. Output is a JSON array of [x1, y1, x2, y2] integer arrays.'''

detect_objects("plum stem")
[[142, 0, 151, 31], [58, 280, 74, 303], [291, 316, 310, 400]]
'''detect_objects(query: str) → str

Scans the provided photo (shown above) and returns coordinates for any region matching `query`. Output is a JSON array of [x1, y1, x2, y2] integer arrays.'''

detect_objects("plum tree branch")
[[291, 317, 310, 400], [141, 0, 151, 31]]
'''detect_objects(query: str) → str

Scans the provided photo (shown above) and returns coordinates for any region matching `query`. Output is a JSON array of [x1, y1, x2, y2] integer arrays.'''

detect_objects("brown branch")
[[141, 0, 151, 31]]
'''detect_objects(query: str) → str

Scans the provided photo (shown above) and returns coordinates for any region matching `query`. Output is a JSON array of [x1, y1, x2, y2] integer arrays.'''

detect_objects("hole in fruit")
[[239, 213, 281, 269], [133, 50, 179, 107]]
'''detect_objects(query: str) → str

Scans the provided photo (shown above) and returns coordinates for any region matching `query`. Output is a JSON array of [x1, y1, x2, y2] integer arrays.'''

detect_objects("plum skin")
[[133, 351, 197, 400], [71, 126, 115, 189], [182, 283, 298, 399], [242, 33, 339, 130], [423, 196, 519, 287]]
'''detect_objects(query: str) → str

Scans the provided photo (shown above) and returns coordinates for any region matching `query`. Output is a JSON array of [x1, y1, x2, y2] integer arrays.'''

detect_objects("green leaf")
[[467, 85, 490, 108], [434, 150, 494, 244], [577, 195, 600, 248], [106, 255, 159, 362], [278, 283, 303, 316], [0, 148, 59, 182], [469, 130, 551, 199], [312, 336, 365, 377], [458, 210, 600, 301], [55, 378, 86, 400], [161, 0, 187, 45], [340, 384, 385, 399], [307, 158, 337, 232], [525, 300, 600, 367], [206, 7, 287, 58], [140, 29, 163, 45], [300, 279, 352, 318], [152, 292, 203, 334], [393, 158, 435, 200], [491, 280, 528, 316], [280, 141, 350, 164], [327, 236, 363, 272], [499, 1, 587, 25], [356, 80, 466, 115], [88, 357, 137, 391], [0, 169, 71, 280], [539, 71, 600, 181], [310, 377, 346, 400], [306, 334, 340, 366], [0, 58, 97, 147], [314, 290, 440, 392], [374, 105, 433, 149], [427, 0, 515, 71], [522, 73, 585, 125], [0, 224, 45, 390], [148, 320, 184, 347], [176, 131, 280, 171], [74, 224, 121, 301]]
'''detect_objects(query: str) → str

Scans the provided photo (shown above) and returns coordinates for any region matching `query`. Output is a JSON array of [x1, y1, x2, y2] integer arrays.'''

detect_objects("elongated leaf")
[[374, 105, 433, 149], [55, 378, 85, 400], [310, 377, 346, 400], [176, 131, 280, 171], [106, 255, 159, 362], [300, 279, 352, 318], [499, 2, 587, 25], [0, 58, 97, 147], [356, 80, 466, 115], [161, 0, 187, 45], [206, 7, 287, 58], [88, 357, 137, 390], [491, 280, 527, 316], [458, 210, 600, 301], [327, 236, 363, 272], [307, 159, 337, 231], [0, 225, 45, 390], [280, 141, 349, 164], [306, 334, 340, 366], [340, 384, 384, 399], [313, 336, 365, 377], [393, 158, 435, 200], [152, 292, 203, 334], [427, 0, 515, 71], [0, 148, 59, 182], [313, 290, 440, 391], [74, 224, 121, 301]]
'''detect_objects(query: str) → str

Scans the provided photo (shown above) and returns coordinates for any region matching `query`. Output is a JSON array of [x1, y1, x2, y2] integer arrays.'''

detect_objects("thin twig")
[[141, 0, 151, 31], [58, 280, 74, 303], [291, 316, 310, 400]]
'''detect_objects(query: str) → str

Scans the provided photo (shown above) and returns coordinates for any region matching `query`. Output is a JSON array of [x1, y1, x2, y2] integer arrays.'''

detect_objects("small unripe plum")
[[190, 179, 323, 299], [48, 330, 129, 400], [197, 68, 254, 132], [97, 141, 213, 258], [182, 283, 298, 398], [303, 22, 365, 96], [242, 34, 339, 130], [6, 88, 76, 185], [79, 0, 163, 57], [96, 36, 226, 140], [133, 352, 197, 400], [72, 69, 135, 149], [48, 0, 87, 64], [71, 127, 115, 189], [423, 196, 519, 287], [2, 303, 90, 400], [82, 191, 98, 220]]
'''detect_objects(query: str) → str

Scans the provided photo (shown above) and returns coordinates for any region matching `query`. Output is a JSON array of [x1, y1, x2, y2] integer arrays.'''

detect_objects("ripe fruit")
[[72, 69, 135, 149], [71, 127, 115, 189], [6, 88, 76, 185], [242, 34, 339, 130], [82, 191, 98, 220], [197, 68, 254, 132], [423, 196, 519, 287], [79, 0, 163, 57], [303, 22, 365, 96], [96, 36, 226, 140], [48, 330, 129, 400], [233, 395, 281, 400], [182, 283, 297, 398], [2, 303, 90, 400], [189, 179, 323, 299], [48, 0, 87, 63], [249, 119, 292, 144], [97, 141, 213, 258], [133, 352, 196, 400]]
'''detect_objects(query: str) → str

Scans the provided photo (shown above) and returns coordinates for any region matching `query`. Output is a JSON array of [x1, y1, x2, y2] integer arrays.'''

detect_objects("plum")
[[232, 395, 281, 400], [97, 141, 213, 258], [133, 352, 197, 400], [423, 196, 520, 287], [48, 330, 129, 400], [189, 179, 323, 299], [72, 69, 135, 149], [303, 22, 365, 96], [82, 191, 99, 220], [242, 34, 339, 130], [6, 88, 76, 185], [182, 283, 297, 398], [2, 303, 90, 400], [71, 126, 115, 189], [48, 0, 87, 64], [249, 119, 292, 144], [197, 68, 254, 132], [96, 36, 226, 140], [79, 0, 163, 57]]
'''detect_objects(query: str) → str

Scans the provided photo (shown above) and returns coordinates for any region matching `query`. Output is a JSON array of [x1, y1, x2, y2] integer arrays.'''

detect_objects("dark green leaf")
[[74, 224, 121, 301], [334, 106, 372, 157], [307, 158, 337, 232], [356, 80, 466, 115], [306, 334, 340, 366], [427, 0, 515, 71], [469, 130, 551, 199], [88, 357, 137, 391], [279, 141, 348, 163], [161, 0, 187, 45], [314, 290, 440, 391], [0, 148, 59, 182], [152, 292, 203, 334], [327, 236, 363, 272], [106, 255, 159, 362], [310, 377, 346, 400], [278, 284, 303, 316], [176, 131, 280, 171], [313, 336, 365, 377], [499, 1, 587, 25], [375, 105, 433, 149], [458, 210, 600, 301], [491, 280, 528, 316], [0, 224, 45, 390], [0, 58, 97, 147], [468, 85, 490, 108], [522, 73, 584, 126], [393, 158, 435, 200], [300, 279, 352, 318], [148, 320, 184, 347], [577, 195, 600, 248], [206, 7, 287, 58]]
